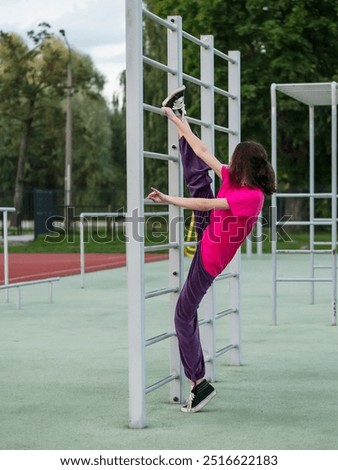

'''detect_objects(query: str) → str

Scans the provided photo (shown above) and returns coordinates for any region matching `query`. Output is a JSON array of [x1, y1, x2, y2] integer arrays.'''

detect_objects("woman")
[[147, 86, 276, 413]]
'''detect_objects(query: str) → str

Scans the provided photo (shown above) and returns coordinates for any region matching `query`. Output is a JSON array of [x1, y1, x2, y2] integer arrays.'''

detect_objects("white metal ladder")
[[126, 0, 241, 428]]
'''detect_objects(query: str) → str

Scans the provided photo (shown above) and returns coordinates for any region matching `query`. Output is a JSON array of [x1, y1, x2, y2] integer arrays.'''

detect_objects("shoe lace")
[[186, 390, 195, 411], [173, 96, 185, 109]]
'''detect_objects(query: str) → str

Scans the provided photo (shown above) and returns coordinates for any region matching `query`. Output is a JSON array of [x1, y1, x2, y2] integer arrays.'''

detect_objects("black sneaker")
[[181, 379, 216, 413], [162, 85, 186, 116]]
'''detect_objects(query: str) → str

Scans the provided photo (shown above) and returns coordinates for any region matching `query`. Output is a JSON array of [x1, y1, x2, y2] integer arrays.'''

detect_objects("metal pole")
[[126, 0, 146, 428], [3, 210, 9, 302], [228, 51, 241, 365], [331, 82, 337, 326], [80, 214, 85, 288], [200, 34, 216, 381], [60, 30, 73, 231], [309, 106, 315, 304], [167, 15, 184, 404], [271, 83, 278, 325]]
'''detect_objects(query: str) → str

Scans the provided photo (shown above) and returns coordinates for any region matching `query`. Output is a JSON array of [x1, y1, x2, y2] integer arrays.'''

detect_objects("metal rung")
[[182, 72, 210, 89], [145, 373, 179, 394], [144, 242, 178, 252], [314, 265, 338, 269], [216, 272, 237, 281], [146, 331, 176, 347], [186, 116, 210, 128], [216, 308, 236, 320], [276, 249, 331, 254], [276, 192, 333, 198], [143, 56, 177, 75], [313, 241, 333, 246], [276, 277, 332, 282], [214, 124, 237, 135], [215, 344, 237, 358], [143, 8, 177, 31], [277, 221, 332, 226], [144, 212, 169, 217], [143, 103, 164, 116], [214, 48, 236, 63], [145, 287, 178, 299], [182, 30, 209, 49], [183, 241, 197, 247], [198, 317, 212, 326], [214, 86, 236, 100], [144, 150, 178, 162]]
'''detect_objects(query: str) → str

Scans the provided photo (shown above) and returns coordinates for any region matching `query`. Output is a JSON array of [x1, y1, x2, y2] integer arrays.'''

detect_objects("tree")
[[144, 0, 338, 220], [0, 24, 106, 225]]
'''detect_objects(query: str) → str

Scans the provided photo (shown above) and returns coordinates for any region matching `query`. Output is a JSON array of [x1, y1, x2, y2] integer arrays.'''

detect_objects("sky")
[[0, 0, 126, 102]]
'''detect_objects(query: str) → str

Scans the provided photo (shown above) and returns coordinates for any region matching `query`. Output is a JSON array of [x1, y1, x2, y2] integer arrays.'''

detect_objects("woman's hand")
[[147, 187, 169, 204], [162, 106, 179, 122]]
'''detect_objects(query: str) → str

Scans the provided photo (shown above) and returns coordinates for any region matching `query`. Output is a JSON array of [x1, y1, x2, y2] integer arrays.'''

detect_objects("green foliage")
[[142, 0, 338, 222], [0, 24, 113, 220]]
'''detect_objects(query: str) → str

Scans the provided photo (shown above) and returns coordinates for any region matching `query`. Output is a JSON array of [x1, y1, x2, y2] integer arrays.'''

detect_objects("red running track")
[[0, 253, 168, 284]]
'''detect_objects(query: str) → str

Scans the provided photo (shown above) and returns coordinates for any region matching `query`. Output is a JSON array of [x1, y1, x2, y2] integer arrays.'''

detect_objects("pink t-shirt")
[[200, 165, 264, 277]]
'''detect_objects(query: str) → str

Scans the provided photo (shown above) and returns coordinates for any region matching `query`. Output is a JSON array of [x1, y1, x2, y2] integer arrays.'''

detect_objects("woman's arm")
[[162, 107, 223, 178], [147, 187, 229, 211]]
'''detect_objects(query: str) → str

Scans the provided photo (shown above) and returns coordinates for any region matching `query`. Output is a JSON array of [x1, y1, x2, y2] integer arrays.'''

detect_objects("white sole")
[[181, 389, 217, 413], [162, 85, 186, 107]]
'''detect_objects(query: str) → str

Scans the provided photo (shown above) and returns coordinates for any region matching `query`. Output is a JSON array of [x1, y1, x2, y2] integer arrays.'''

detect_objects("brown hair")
[[229, 141, 276, 195]]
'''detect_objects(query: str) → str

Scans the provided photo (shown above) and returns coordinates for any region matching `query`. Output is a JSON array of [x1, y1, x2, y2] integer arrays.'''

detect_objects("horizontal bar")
[[183, 241, 197, 247], [214, 124, 237, 135], [276, 278, 332, 282], [215, 272, 237, 281], [0, 277, 60, 289], [143, 55, 177, 75], [198, 317, 212, 326], [276, 249, 332, 254], [186, 116, 210, 128], [313, 241, 337, 246], [144, 242, 178, 252], [145, 331, 176, 347], [182, 30, 209, 49], [80, 212, 125, 218], [143, 103, 164, 116], [143, 8, 177, 31], [215, 344, 237, 358], [144, 150, 178, 162], [145, 372, 179, 394], [216, 308, 237, 320], [145, 287, 178, 299], [214, 86, 236, 100], [314, 265, 338, 269], [182, 72, 210, 89], [144, 199, 168, 206], [0, 207, 15, 212], [214, 48, 236, 64], [276, 192, 334, 198], [144, 211, 169, 217], [277, 221, 332, 226]]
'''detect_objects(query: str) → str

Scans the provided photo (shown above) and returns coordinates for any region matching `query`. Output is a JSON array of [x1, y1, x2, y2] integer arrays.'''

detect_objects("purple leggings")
[[174, 137, 215, 382]]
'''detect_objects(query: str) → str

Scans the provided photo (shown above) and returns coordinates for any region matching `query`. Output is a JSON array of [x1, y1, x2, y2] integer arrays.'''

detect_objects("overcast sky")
[[0, 0, 126, 101]]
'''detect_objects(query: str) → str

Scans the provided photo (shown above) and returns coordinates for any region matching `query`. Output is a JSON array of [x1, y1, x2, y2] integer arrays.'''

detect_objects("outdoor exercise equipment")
[[271, 82, 338, 326], [126, 0, 241, 428]]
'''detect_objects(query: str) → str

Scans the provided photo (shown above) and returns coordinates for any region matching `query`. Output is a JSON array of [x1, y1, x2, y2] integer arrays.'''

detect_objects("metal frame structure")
[[79, 211, 126, 288], [0, 277, 60, 309], [0, 207, 15, 302], [126, 0, 241, 428], [271, 82, 338, 326]]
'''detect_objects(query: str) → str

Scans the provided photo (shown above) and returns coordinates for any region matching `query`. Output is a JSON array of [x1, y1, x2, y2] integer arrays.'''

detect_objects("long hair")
[[229, 141, 276, 195]]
